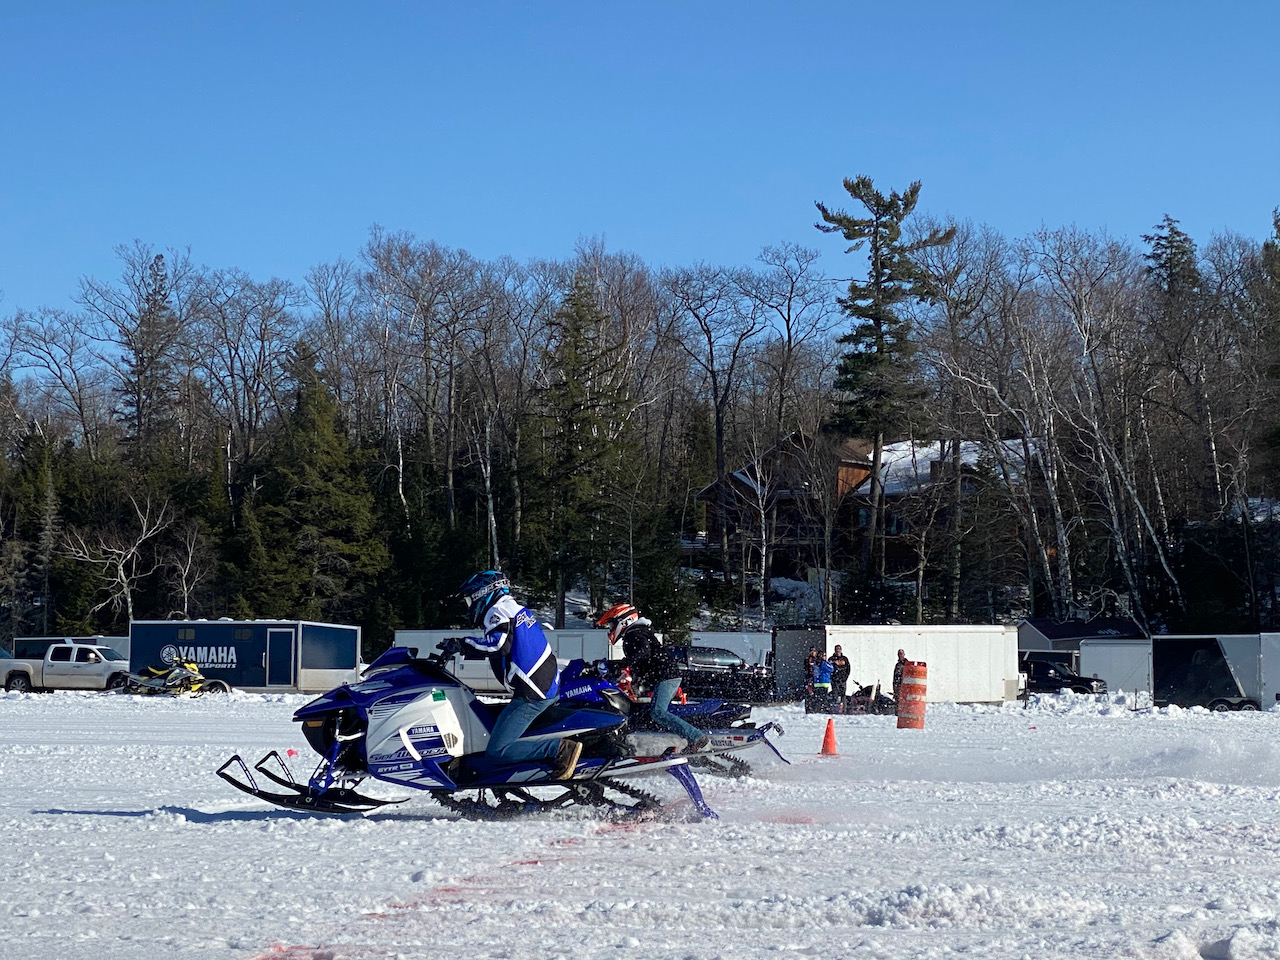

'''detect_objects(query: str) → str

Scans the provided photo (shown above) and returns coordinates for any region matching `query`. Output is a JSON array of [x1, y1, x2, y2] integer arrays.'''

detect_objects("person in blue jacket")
[[811, 651, 834, 712], [455, 570, 581, 779]]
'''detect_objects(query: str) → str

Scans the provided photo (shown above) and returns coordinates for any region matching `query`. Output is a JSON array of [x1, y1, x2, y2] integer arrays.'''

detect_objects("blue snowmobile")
[[218, 645, 716, 820], [556, 659, 790, 778]]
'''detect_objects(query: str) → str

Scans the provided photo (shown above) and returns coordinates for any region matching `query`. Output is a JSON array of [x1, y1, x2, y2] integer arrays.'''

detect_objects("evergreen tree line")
[[2, 185, 1279, 652]]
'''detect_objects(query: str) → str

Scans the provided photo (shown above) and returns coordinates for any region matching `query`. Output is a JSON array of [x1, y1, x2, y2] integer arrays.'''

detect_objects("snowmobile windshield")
[[364, 646, 420, 674], [359, 647, 456, 686]]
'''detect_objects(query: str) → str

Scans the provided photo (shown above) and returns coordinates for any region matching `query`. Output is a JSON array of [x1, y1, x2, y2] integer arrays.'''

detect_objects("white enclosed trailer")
[[825, 624, 1018, 703], [774, 624, 1018, 703], [1078, 637, 1152, 695]]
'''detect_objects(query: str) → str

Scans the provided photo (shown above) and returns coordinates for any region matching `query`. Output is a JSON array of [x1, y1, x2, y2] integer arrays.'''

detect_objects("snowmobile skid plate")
[[217, 752, 405, 815]]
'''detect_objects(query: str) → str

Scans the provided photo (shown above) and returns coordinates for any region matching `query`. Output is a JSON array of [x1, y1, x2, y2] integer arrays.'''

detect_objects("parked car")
[[671, 646, 774, 701], [3, 641, 131, 693], [1021, 657, 1107, 695]]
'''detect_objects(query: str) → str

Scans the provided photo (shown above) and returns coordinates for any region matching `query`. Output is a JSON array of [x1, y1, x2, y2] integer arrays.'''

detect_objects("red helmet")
[[596, 603, 639, 644]]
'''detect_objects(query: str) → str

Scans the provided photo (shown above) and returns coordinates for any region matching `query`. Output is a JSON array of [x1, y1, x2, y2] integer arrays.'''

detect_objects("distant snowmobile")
[[126, 657, 230, 696], [218, 645, 716, 820], [557, 659, 789, 778]]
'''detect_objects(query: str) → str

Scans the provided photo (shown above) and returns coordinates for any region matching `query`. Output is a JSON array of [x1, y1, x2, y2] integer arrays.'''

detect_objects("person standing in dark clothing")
[[892, 648, 907, 711], [829, 644, 851, 711], [804, 646, 820, 698]]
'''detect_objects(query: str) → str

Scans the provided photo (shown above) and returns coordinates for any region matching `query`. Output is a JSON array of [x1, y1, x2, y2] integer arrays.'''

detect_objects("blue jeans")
[[486, 695, 560, 762], [650, 678, 707, 744]]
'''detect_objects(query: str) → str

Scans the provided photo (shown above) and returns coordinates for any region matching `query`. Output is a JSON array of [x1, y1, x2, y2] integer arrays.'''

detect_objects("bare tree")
[[77, 243, 200, 461], [9, 308, 115, 460], [663, 265, 767, 591], [162, 519, 214, 618], [190, 269, 302, 489], [63, 495, 171, 623]]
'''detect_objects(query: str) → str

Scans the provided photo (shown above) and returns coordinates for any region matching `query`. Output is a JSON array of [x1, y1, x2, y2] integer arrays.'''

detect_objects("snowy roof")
[[859, 439, 1029, 497], [1020, 617, 1147, 643]]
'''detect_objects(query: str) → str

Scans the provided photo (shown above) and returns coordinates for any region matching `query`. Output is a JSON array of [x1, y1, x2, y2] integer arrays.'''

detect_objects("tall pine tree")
[[535, 275, 630, 626], [815, 176, 954, 578], [229, 349, 388, 623]]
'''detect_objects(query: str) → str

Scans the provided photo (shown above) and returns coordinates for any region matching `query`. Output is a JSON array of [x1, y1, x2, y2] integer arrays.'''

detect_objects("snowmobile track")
[[428, 777, 665, 821]]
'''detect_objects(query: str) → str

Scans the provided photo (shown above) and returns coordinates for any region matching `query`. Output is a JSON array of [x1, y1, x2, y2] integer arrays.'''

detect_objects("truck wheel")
[[6, 674, 33, 693], [106, 673, 128, 691], [202, 680, 231, 694], [1238, 701, 1261, 711], [1209, 700, 1233, 712]]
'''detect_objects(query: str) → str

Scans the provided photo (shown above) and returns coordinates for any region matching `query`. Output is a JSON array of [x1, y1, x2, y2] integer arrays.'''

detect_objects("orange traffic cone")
[[819, 718, 838, 756]]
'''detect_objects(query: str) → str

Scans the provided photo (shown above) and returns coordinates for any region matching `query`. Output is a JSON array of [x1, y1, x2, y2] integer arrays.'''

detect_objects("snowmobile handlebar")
[[436, 637, 466, 659]]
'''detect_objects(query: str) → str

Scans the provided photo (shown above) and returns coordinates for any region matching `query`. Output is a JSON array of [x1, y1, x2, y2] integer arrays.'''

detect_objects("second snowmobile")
[[126, 657, 231, 695], [557, 659, 789, 777], [218, 644, 716, 820]]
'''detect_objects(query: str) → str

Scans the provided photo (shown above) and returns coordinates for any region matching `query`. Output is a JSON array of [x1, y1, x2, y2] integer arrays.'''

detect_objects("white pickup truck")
[[2, 642, 131, 692]]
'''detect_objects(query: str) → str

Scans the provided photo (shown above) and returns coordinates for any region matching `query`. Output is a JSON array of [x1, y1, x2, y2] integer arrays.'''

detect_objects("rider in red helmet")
[[596, 603, 710, 753]]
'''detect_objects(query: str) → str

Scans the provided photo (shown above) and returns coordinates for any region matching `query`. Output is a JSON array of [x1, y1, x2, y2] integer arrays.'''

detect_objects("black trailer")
[[1151, 634, 1264, 711]]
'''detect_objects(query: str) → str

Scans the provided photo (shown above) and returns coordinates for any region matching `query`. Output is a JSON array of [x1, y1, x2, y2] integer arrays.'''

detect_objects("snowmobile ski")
[[216, 751, 404, 815]]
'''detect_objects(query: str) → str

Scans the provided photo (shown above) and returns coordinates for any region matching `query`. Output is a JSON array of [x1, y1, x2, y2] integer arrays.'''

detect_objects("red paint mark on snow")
[[245, 945, 337, 960], [761, 813, 816, 824]]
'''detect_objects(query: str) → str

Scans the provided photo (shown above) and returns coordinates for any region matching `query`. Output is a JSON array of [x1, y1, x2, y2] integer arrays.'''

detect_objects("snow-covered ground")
[[5, 691, 1280, 960]]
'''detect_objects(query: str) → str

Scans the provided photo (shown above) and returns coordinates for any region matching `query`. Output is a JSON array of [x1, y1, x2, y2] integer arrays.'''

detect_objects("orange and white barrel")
[[896, 661, 927, 730]]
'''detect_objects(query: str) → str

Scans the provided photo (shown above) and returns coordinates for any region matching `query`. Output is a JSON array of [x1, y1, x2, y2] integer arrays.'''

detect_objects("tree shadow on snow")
[[32, 805, 333, 823]]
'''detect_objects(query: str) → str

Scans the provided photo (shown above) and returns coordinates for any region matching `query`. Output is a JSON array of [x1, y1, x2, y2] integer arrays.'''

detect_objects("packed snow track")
[[5, 690, 1280, 959]]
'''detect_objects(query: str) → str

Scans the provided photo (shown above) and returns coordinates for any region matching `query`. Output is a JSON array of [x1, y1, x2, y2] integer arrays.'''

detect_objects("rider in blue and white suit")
[[457, 571, 581, 779]]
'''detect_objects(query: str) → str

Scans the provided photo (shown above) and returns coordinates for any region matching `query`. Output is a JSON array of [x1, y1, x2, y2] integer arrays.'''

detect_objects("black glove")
[[438, 637, 464, 658]]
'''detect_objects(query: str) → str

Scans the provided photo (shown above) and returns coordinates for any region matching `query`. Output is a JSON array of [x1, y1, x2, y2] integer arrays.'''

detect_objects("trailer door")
[[1263, 634, 1280, 706], [266, 628, 294, 686]]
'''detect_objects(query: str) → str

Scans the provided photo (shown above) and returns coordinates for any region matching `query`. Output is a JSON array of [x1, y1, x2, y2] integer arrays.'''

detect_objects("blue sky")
[[2, 2, 1277, 311]]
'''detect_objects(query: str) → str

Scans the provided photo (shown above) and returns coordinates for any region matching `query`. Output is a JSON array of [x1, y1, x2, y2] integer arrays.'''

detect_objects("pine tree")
[[536, 275, 630, 626], [815, 176, 954, 577], [118, 254, 184, 465], [233, 350, 389, 622]]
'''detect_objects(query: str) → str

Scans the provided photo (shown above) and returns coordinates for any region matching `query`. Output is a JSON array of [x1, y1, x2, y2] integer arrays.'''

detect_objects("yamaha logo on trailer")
[[159, 643, 238, 669]]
